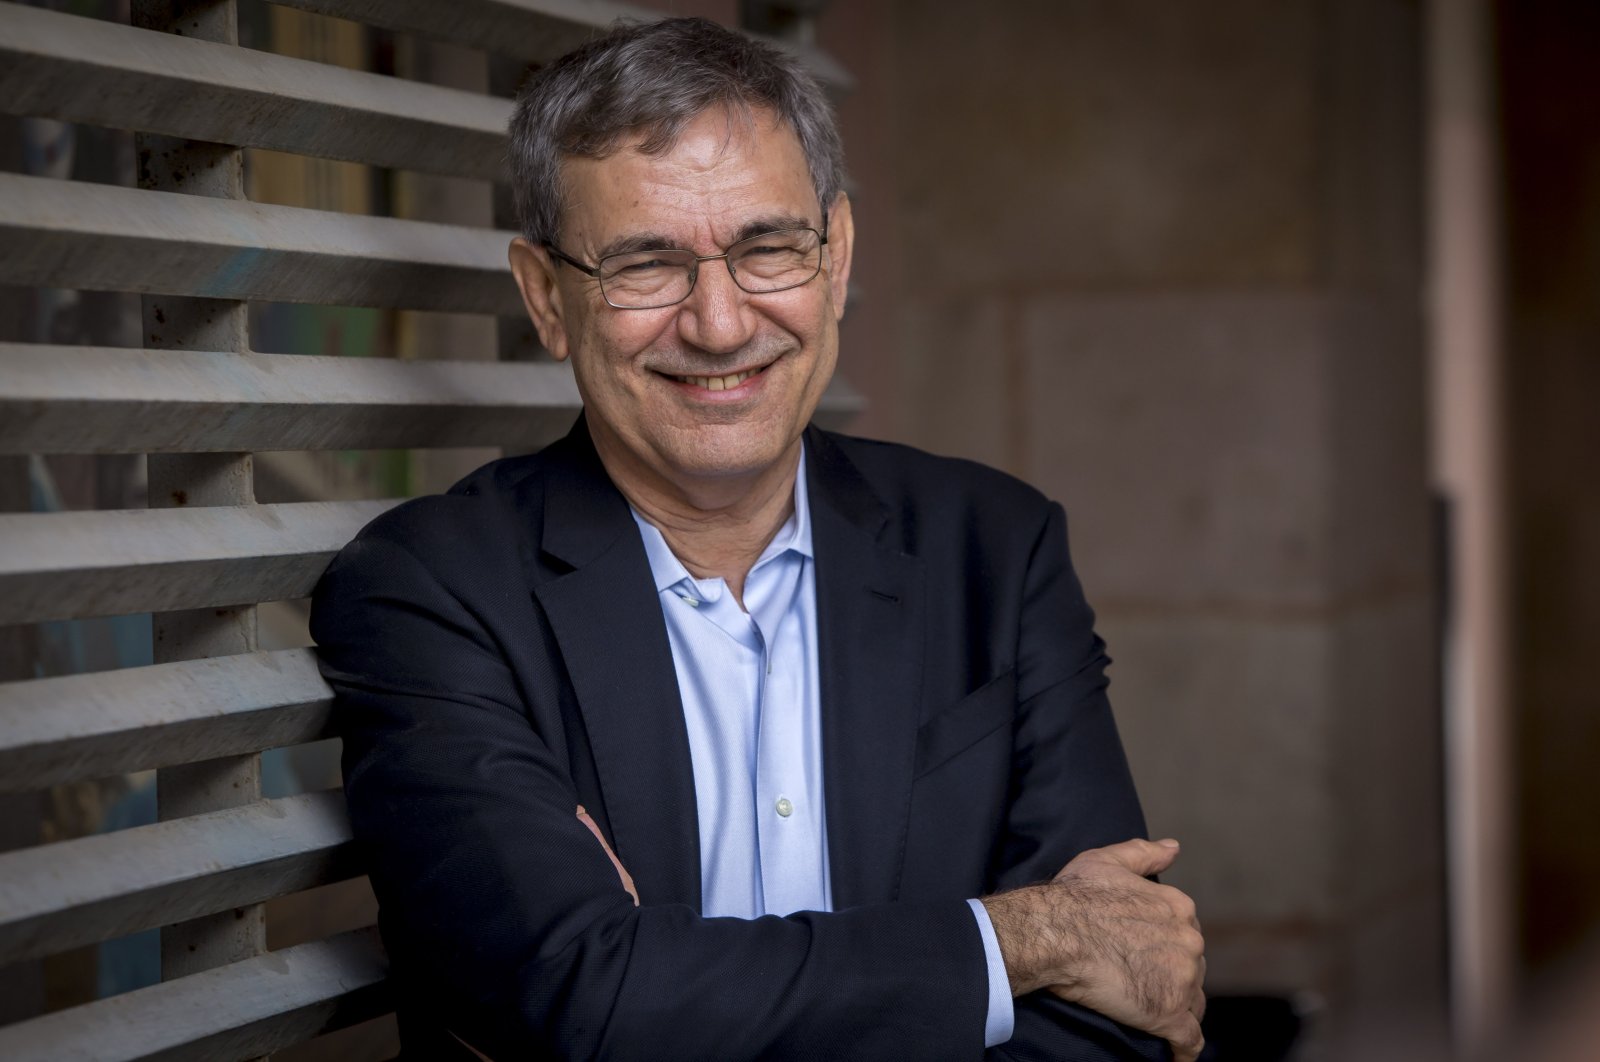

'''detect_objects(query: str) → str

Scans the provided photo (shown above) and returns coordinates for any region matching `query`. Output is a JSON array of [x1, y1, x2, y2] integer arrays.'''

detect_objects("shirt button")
[[775, 796, 794, 818]]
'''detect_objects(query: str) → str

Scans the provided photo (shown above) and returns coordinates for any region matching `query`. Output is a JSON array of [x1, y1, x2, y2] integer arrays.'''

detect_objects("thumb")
[[1089, 837, 1182, 878]]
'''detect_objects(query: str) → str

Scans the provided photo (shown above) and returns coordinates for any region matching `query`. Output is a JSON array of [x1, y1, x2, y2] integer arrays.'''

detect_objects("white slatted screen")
[[0, 2, 853, 1057]]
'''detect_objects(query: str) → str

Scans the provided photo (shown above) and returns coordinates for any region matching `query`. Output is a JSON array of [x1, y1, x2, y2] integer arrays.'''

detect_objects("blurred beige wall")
[[823, 3, 1446, 1058]]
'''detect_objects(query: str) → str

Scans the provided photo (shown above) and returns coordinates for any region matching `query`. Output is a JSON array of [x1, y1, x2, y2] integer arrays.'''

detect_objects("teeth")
[[677, 369, 757, 390]]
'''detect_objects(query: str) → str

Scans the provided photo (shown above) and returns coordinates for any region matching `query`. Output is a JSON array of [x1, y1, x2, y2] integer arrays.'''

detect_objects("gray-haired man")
[[314, 16, 1205, 1061]]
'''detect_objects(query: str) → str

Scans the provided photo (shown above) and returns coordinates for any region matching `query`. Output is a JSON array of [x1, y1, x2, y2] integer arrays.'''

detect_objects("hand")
[[982, 838, 1206, 1062], [577, 805, 639, 905]]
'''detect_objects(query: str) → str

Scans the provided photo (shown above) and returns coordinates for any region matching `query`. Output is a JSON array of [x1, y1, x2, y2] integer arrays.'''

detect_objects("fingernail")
[[1158, 838, 1180, 849]]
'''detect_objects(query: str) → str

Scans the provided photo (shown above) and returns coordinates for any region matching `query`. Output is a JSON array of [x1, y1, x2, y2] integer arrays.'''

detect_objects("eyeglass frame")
[[543, 210, 832, 310]]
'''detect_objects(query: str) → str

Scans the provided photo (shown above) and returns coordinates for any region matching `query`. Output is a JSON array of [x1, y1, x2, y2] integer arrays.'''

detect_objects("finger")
[[576, 805, 640, 905], [1084, 837, 1183, 878], [1164, 885, 1199, 926], [1165, 1013, 1205, 1062]]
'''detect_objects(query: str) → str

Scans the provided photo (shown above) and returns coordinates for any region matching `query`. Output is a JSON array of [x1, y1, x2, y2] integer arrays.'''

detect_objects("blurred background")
[[1, 1, 1596, 1060]]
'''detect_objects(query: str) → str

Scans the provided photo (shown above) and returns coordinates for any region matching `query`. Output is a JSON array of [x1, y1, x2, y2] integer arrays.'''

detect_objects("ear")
[[508, 237, 572, 361], [823, 192, 855, 322]]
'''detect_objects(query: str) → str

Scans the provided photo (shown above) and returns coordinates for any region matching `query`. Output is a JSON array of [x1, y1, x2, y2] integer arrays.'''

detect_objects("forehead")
[[558, 107, 818, 245]]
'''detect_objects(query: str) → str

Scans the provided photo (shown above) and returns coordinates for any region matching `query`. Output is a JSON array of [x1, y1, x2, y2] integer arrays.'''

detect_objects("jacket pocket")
[[913, 669, 1017, 778]]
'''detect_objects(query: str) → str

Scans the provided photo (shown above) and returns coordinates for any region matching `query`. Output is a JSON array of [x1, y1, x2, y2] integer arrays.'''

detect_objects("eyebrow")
[[593, 214, 818, 260], [732, 214, 816, 242], [594, 231, 680, 260]]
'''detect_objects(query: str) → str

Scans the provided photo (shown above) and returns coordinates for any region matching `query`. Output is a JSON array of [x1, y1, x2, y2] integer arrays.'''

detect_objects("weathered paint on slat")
[[0, 4, 511, 181], [0, 345, 871, 452], [0, 649, 333, 792], [280, 0, 613, 64], [0, 928, 389, 1061], [0, 344, 582, 454], [274, 0, 855, 90], [0, 173, 523, 314], [0, 499, 399, 625], [0, 791, 358, 965]]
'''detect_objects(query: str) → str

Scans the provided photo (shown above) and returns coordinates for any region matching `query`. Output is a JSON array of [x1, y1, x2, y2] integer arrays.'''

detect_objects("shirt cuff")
[[966, 898, 1016, 1048]]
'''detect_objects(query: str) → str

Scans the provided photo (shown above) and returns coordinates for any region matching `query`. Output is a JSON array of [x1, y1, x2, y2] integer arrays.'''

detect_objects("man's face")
[[510, 107, 853, 496]]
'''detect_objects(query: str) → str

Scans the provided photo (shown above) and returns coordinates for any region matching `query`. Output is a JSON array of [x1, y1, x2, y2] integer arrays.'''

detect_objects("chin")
[[666, 431, 798, 482]]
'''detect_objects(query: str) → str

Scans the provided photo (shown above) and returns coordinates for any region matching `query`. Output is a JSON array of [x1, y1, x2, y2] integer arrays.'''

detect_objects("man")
[[311, 17, 1204, 1061]]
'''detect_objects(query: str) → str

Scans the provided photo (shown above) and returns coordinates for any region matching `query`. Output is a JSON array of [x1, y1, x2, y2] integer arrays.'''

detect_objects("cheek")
[[574, 319, 667, 386], [764, 290, 832, 343]]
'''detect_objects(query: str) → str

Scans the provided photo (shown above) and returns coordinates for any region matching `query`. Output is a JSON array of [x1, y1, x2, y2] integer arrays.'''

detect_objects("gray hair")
[[508, 17, 844, 247]]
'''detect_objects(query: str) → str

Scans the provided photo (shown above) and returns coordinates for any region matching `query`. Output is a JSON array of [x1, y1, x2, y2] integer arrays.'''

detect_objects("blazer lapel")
[[529, 422, 702, 910], [806, 429, 927, 910]]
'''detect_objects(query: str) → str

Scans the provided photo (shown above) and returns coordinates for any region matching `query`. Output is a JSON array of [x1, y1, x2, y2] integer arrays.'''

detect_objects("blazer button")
[[775, 797, 794, 818]]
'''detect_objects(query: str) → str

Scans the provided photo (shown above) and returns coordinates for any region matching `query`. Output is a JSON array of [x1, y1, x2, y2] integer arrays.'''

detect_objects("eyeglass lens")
[[598, 228, 822, 308]]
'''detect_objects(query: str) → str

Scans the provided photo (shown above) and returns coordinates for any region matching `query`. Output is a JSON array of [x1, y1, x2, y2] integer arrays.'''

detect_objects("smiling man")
[[311, 17, 1204, 1062]]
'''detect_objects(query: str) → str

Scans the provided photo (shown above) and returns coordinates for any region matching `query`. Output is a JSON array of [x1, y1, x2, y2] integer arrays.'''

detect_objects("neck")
[[594, 434, 802, 608]]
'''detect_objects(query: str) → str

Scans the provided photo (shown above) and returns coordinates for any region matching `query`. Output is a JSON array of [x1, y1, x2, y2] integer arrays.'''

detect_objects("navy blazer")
[[311, 417, 1166, 1060]]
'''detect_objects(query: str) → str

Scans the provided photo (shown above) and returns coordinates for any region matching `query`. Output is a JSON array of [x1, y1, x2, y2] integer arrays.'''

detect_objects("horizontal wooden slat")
[[275, 0, 854, 92], [0, 790, 358, 965], [0, 345, 859, 453], [0, 173, 523, 313], [0, 649, 333, 792], [283, 0, 609, 64], [0, 344, 582, 454], [0, 3, 511, 181], [0, 927, 389, 1061], [0, 499, 398, 625]]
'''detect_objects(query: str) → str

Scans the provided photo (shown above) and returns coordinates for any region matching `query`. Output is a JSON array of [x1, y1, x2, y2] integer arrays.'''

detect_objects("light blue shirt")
[[630, 449, 1014, 1047]]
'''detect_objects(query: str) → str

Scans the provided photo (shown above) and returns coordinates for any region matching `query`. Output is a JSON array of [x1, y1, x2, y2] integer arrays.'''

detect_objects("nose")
[[675, 257, 759, 357]]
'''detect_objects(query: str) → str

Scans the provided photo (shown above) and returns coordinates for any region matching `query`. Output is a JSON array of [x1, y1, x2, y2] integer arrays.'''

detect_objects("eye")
[[616, 258, 674, 273], [602, 247, 695, 280]]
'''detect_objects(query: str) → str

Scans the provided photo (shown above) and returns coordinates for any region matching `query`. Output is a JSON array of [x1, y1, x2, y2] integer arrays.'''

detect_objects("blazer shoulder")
[[817, 429, 1057, 521], [361, 452, 532, 536], [446, 450, 547, 501], [324, 452, 550, 591]]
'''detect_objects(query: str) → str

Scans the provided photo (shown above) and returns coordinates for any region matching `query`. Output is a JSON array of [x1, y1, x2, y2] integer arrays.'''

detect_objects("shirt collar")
[[631, 447, 813, 595]]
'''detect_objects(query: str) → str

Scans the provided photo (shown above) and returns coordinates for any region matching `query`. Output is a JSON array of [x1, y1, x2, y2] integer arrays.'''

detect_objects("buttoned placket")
[[746, 550, 814, 917], [665, 535, 819, 917]]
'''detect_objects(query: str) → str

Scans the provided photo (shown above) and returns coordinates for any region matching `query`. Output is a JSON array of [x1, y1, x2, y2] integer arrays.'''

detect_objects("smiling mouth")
[[663, 366, 764, 391]]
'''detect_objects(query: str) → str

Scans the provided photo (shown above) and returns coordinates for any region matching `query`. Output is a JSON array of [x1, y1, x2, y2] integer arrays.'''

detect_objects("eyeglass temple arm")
[[543, 244, 601, 277]]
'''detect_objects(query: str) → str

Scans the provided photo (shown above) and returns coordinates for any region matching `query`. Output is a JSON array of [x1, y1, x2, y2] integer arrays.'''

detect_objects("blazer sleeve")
[[312, 524, 991, 1062], [984, 503, 1172, 1062]]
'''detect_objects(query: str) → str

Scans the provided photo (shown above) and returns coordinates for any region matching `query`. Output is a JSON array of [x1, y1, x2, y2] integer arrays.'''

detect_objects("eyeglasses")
[[544, 218, 829, 310]]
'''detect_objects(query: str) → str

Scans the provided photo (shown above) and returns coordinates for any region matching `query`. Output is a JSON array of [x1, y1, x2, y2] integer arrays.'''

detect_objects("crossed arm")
[[318, 533, 1007, 1059], [577, 803, 1204, 1062], [313, 505, 1204, 1060]]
